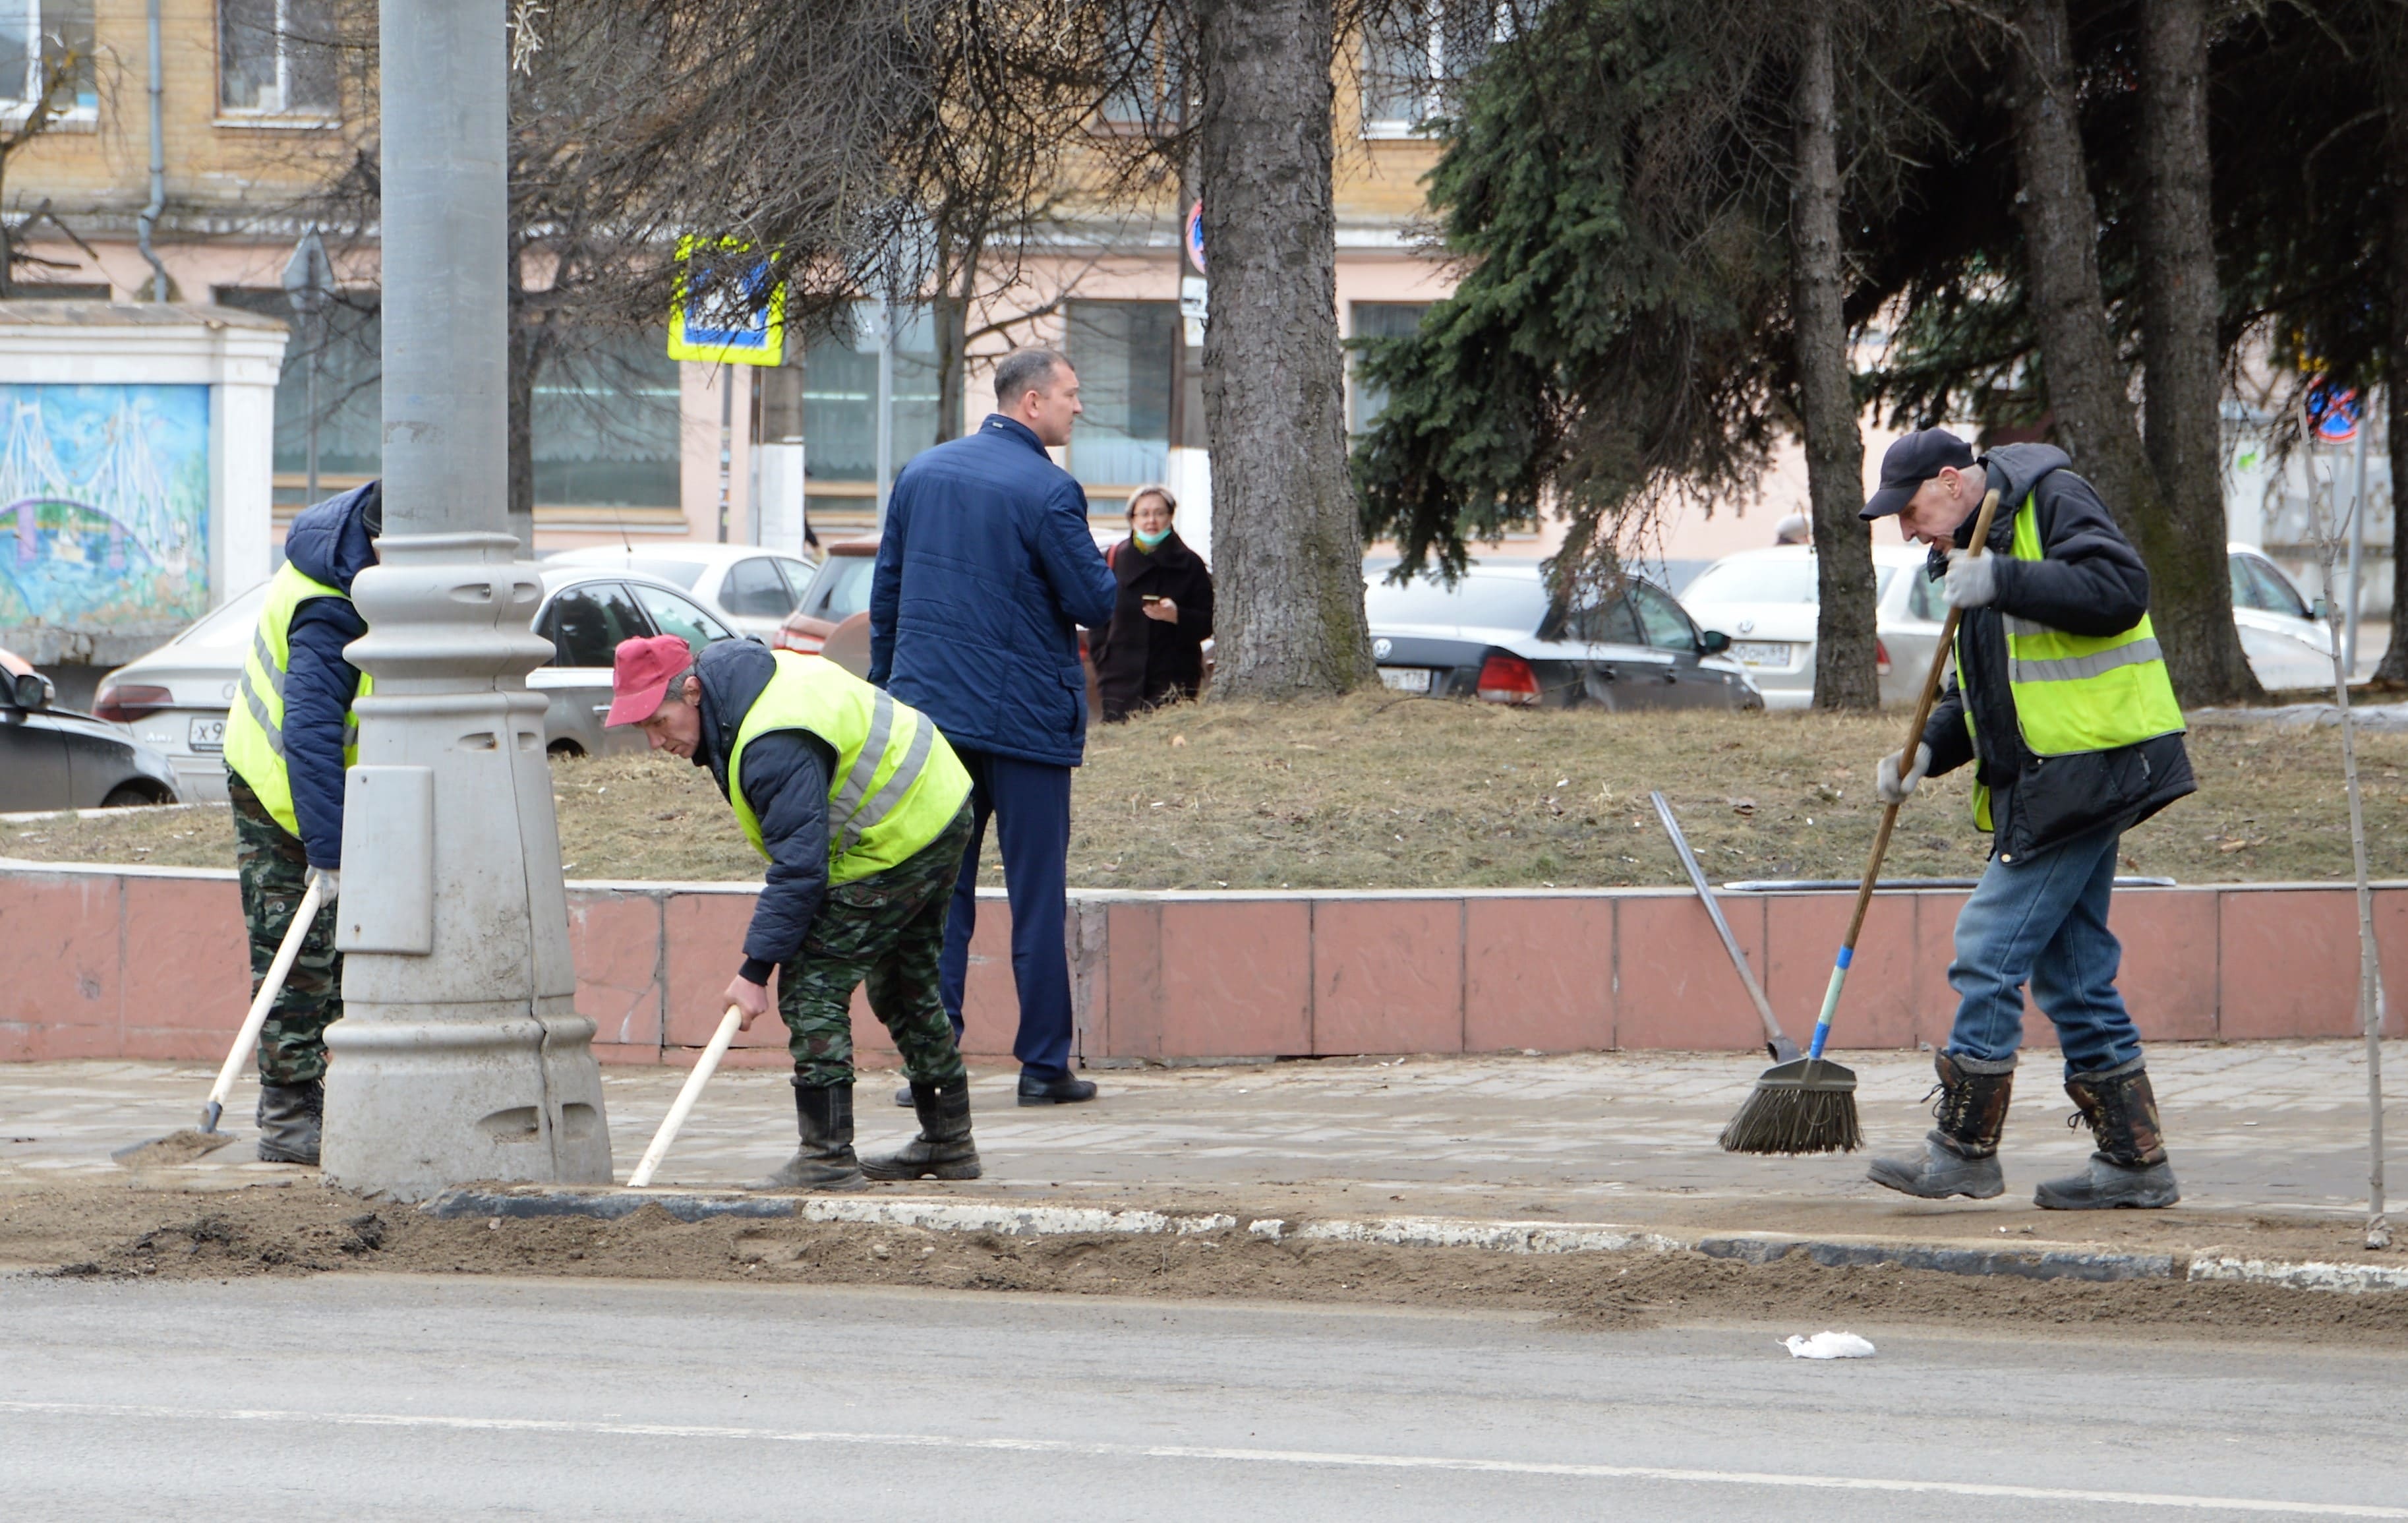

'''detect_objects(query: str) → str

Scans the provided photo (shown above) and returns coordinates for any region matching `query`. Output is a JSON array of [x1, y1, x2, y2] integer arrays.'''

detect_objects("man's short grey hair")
[[993, 348, 1070, 410]]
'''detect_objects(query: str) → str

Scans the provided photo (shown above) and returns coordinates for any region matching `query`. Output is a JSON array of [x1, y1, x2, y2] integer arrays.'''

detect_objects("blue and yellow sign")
[[668, 237, 785, 367]]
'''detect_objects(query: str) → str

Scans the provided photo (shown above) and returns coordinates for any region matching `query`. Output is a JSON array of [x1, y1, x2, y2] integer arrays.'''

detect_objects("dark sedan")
[[1365, 560, 1762, 710], [2, 647, 182, 812]]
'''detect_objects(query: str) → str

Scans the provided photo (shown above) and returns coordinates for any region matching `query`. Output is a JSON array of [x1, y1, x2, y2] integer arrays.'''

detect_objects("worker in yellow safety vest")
[[608, 632, 978, 1191], [1856, 431, 2194, 1211], [218, 481, 380, 1166]]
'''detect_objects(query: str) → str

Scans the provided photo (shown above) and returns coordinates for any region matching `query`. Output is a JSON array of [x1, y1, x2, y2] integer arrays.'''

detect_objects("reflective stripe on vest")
[[221, 561, 372, 837], [724, 651, 972, 886], [1956, 498, 2185, 831]]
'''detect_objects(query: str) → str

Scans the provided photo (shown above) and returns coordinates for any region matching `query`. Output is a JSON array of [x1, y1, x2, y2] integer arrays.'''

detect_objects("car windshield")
[[808, 556, 877, 621], [1684, 558, 1895, 604], [1363, 572, 1548, 635], [172, 582, 273, 651]]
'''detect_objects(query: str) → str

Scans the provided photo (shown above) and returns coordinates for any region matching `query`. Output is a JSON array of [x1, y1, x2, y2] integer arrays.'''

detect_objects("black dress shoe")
[[1017, 1071, 1098, 1106]]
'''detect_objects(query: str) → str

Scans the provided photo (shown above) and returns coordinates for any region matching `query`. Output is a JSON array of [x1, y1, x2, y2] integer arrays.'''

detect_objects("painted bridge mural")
[[0, 383, 211, 630]]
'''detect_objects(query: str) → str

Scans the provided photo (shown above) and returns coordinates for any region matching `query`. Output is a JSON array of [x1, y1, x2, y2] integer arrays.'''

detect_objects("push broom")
[[1720, 486, 2002, 1155]]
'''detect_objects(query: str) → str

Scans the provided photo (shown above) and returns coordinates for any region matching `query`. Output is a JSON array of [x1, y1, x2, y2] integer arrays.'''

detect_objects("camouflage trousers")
[[778, 804, 975, 1089], [228, 769, 343, 1085]]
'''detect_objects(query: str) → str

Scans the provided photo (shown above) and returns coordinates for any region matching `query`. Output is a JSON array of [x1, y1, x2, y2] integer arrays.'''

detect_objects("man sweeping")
[[608, 634, 979, 1189], [219, 482, 382, 1165], [1860, 429, 2194, 1210]]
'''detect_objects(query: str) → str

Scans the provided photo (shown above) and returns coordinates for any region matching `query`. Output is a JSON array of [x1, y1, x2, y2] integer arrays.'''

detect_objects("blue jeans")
[[937, 748, 1076, 1080], [1946, 818, 2142, 1076]]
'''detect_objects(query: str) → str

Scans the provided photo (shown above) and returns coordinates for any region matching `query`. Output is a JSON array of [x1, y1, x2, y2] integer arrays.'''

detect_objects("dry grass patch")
[[10, 696, 2405, 889]]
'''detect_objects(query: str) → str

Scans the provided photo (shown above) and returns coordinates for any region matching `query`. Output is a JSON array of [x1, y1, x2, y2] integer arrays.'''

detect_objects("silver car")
[[94, 567, 739, 795]]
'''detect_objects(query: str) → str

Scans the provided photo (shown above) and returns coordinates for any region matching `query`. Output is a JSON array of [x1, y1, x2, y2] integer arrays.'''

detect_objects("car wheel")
[[101, 782, 173, 808]]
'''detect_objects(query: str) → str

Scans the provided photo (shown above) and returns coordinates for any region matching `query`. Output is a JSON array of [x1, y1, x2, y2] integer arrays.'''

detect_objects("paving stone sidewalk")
[[5, 1042, 2397, 1257]]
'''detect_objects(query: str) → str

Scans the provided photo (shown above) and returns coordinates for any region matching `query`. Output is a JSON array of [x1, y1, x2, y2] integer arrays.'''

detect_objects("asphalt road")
[[3, 1274, 2403, 1521]]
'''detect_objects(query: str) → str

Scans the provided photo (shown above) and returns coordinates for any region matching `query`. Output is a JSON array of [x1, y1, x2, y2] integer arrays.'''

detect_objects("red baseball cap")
[[604, 634, 695, 727]]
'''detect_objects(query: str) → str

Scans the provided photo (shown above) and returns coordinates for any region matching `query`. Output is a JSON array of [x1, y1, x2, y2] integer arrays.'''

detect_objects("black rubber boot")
[[256, 1079, 324, 1165], [2035, 1058, 2179, 1210], [1866, 1052, 2013, 1200], [749, 1081, 866, 1191], [861, 1077, 981, 1181]]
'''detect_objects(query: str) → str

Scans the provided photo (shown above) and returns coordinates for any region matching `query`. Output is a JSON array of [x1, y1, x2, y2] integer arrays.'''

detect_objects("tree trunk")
[[932, 227, 976, 444], [2372, 15, 2408, 686], [506, 250, 539, 558], [1791, 5, 1879, 711], [1194, 0, 1371, 698], [2007, 0, 2212, 694], [2139, 0, 2261, 702]]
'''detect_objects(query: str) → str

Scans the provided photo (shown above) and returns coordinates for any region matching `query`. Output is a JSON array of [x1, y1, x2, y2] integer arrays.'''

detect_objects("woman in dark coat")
[[1092, 485, 1214, 721]]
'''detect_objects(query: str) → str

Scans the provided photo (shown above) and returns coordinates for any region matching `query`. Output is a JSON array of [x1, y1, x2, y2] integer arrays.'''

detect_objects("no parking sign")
[[2303, 376, 2361, 444]]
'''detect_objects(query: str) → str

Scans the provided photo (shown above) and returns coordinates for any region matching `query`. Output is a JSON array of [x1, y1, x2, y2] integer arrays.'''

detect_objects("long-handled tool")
[[1721, 487, 2004, 1155], [628, 1003, 745, 1188], [1652, 791, 1799, 1063], [113, 876, 326, 1168]]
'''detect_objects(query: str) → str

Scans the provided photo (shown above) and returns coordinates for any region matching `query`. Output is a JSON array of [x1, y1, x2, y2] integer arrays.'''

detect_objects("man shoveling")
[[1860, 429, 2194, 1210], [608, 634, 978, 1189]]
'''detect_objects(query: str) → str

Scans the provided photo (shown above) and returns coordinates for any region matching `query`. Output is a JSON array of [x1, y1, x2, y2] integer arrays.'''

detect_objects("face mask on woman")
[[1132, 524, 1170, 551]]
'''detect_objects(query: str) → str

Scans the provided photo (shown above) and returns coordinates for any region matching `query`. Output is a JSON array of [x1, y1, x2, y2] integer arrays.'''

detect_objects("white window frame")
[[216, 0, 339, 126], [0, 0, 98, 131], [1361, 4, 1444, 139]]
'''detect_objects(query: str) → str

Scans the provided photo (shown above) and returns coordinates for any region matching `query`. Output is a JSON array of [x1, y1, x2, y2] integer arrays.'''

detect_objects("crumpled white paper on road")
[[1783, 1331, 1877, 1359]]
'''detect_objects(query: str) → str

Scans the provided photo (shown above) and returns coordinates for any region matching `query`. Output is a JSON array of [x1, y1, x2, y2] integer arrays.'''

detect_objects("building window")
[[800, 301, 940, 518], [1, 0, 96, 119], [1348, 301, 1430, 434], [1361, 1, 1442, 136], [216, 286, 386, 506], [533, 332, 682, 510], [1065, 299, 1176, 491], [219, 0, 338, 117]]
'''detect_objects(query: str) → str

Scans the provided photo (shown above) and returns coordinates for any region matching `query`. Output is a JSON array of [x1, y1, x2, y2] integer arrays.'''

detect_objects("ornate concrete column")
[[318, 0, 610, 1197]]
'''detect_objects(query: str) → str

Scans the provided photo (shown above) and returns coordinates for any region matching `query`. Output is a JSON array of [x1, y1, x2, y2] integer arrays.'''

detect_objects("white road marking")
[[2, 1400, 2400, 1516]]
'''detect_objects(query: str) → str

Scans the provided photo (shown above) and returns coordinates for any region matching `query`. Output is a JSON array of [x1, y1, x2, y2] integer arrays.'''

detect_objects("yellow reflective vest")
[[221, 561, 372, 837], [1956, 498, 2186, 831], [726, 651, 972, 884]]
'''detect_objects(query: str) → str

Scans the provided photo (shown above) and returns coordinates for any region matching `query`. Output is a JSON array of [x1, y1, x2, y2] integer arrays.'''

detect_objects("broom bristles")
[[1719, 1058, 1863, 1154]]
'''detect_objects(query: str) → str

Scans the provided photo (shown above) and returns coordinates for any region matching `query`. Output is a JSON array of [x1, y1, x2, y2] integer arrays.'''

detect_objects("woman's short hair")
[[1125, 484, 1177, 518]]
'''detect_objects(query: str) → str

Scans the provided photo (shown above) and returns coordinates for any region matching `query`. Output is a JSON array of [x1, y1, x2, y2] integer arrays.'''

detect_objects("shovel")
[[113, 877, 325, 1168]]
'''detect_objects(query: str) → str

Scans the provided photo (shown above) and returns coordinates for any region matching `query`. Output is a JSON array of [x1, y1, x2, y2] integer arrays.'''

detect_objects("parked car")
[[1678, 545, 1937, 710], [1680, 542, 2339, 707], [546, 543, 819, 643], [1364, 559, 1762, 710], [3, 646, 182, 813], [776, 534, 879, 655], [95, 568, 740, 792]]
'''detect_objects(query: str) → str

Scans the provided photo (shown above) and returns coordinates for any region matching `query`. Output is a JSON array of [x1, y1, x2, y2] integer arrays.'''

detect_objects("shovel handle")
[[628, 1004, 745, 1188], [202, 877, 324, 1132], [1813, 488, 2002, 1061]]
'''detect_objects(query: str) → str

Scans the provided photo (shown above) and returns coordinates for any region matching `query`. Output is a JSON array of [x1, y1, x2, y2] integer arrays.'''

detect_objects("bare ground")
[[4, 1180, 2403, 1345], [9, 698, 2405, 889]]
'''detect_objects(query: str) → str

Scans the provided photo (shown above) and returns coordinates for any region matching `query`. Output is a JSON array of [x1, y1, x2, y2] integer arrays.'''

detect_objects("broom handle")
[[628, 1004, 744, 1188], [200, 877, 325, 1133], [1807, 488, 2001, 1061]]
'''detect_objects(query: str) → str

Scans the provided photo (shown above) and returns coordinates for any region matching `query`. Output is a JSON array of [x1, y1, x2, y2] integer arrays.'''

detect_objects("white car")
[[1682, 541, 2339, 707], [1679, 545, 1940, 709], [545, 543, 819, 642]]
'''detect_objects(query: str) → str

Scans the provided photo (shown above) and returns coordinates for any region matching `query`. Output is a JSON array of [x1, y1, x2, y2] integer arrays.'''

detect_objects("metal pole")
[[716, 363, 733, 543], [873, 295, 895, 531], [321, 0, 610, 1200], [2347, 417, 2369, 678], [304, 309, 320, 502]]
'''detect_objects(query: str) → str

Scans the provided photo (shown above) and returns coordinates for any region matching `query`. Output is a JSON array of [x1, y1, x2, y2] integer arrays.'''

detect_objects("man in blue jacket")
[[219, 481, 380, 1164], [869, 348, 1119, 1105]]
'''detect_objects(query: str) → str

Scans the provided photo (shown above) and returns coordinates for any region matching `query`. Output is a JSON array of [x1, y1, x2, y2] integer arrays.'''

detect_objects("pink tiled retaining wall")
[[5, 859, 2403, 1065]]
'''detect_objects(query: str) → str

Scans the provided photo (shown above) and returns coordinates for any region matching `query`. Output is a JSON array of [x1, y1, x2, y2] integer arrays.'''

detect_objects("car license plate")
[[189, 715, 225, 752], [1378, 667, 1433, 693], [1732, 642, 1792, 668]]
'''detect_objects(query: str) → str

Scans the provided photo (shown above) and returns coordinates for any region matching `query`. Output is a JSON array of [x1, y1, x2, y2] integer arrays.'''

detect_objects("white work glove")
[[1876, 743, 1932, 806], [1944, 550, 1999, 609], [307, 867, 340, 905]]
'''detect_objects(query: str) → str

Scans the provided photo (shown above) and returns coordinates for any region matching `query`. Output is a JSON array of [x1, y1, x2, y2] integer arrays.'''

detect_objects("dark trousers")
[[938, 748, 1075, 1079], [227, 769, 343, 1085]]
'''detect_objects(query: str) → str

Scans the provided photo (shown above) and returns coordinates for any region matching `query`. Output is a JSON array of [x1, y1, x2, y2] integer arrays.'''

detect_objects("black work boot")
[[256, 1079, 324, 1165], [1866, 1052, 2013, 1200], [749, 1081, 866, 1191], [861, 1077, 981, 1181], [2035, 1058, 2179, 1210], [1017, 1071, 1098, 1106]]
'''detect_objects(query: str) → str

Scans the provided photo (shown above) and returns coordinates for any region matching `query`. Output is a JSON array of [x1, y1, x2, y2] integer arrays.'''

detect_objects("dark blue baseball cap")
[[1860, 427, 1976, 520]]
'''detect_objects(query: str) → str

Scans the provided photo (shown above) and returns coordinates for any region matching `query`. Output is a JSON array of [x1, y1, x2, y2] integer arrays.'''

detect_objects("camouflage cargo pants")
[[228, 769, 343, 1085], [779, 804, 975, 1089]]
